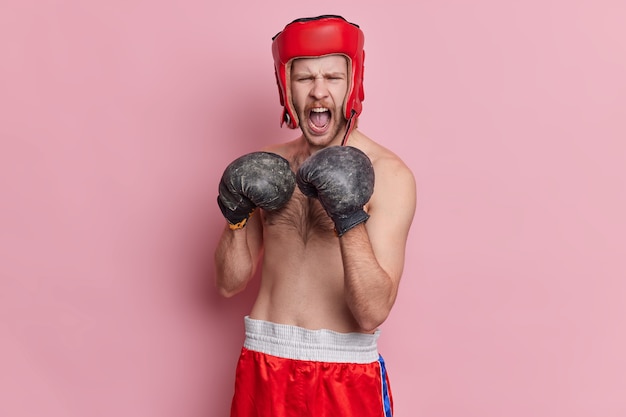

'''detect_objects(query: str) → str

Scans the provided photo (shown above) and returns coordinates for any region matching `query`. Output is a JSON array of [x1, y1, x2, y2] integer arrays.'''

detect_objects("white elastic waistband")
[[243, 316, 380, 364]]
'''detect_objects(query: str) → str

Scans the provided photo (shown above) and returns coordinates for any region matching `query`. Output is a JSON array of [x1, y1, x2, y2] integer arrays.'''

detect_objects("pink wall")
[[1, 1, 625, 416]]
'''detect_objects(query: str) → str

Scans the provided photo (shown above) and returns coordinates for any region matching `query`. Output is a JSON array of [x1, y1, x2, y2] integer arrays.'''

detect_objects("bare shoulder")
[[349, 132, 416, 229], [351, 131, 416, 192], [372, 151, 416, 215], [373, 148, 414, 186]]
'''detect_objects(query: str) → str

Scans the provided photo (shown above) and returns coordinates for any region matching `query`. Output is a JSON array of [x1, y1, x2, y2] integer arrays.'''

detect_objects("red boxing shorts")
[[229, 316, 393, 417]]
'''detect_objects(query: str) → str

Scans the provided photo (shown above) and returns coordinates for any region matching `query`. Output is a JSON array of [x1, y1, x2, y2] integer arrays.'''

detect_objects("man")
[[215, 15, 416, 417]]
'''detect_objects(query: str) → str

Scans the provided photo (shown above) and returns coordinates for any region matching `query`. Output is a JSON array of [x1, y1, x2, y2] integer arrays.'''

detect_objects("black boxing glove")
[[218, 152, 295, 229], [296, 146, 375, 236]]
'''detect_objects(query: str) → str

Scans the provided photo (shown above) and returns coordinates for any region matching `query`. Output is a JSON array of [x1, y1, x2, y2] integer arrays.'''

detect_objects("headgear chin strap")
[[272, 15, 365, 144]]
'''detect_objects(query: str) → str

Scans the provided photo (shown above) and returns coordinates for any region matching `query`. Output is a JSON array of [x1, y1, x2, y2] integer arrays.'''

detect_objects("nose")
[[310, 76, 329, 100]]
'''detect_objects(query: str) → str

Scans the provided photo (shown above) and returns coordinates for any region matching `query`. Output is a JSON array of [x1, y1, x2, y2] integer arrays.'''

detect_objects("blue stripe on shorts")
[[378, 355, 393, 417]]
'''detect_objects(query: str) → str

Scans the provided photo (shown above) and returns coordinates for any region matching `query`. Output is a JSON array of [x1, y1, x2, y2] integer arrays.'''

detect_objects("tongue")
[[310, 110, 330, 128]]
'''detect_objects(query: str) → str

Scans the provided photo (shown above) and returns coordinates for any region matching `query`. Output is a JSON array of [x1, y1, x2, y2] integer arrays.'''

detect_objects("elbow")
[[214, 264, 253, 298], [349, 295, 397, 332], [358, 322, 381, 333], [216, 282, 246, 298], [357, 320, 384, 333], [217, 287, 237, 298], [353, 294, 397, 332], [355, 310, 390, 333], [215, 272, 249, 298]]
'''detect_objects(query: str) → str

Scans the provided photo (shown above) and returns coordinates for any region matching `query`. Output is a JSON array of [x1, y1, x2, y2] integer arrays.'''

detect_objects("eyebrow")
[[292, 71, 347, 78]]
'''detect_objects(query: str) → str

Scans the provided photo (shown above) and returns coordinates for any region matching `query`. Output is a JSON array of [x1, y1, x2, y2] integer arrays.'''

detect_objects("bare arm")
[[339, 158, 416, 331], [214, 212, 264, 298], [213, 150, 295, 298]]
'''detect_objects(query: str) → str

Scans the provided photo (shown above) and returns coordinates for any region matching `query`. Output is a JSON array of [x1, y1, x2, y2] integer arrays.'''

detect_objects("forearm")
[[214, 225, 257, 297], [339, 223, 396, 332]]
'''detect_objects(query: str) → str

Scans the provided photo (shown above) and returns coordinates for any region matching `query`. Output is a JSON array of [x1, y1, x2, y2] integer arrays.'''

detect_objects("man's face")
[[289, 55, 349, 147]]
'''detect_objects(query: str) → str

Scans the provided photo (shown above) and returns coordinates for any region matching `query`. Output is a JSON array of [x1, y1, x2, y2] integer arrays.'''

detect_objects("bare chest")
[[263, 189, 337, 242]]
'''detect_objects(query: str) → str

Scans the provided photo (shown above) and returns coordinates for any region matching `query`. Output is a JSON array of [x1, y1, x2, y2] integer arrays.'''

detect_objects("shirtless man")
[[215, 15, 416, 417]]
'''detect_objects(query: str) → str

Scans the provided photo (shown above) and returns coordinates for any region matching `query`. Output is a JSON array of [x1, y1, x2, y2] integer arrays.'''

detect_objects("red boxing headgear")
[[272, 15, 365, 129]]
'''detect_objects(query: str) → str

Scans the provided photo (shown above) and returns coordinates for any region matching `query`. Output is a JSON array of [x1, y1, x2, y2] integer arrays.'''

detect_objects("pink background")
[[1, 0, 625, 416]]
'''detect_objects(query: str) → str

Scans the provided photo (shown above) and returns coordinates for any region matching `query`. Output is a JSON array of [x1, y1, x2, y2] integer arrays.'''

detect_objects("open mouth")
[[308, 107, 331, 134]]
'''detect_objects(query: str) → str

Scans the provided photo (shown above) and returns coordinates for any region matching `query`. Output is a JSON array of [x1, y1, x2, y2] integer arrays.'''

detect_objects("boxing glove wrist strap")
[[334, 210, 369, 237], [217, 197, 256, 230]]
